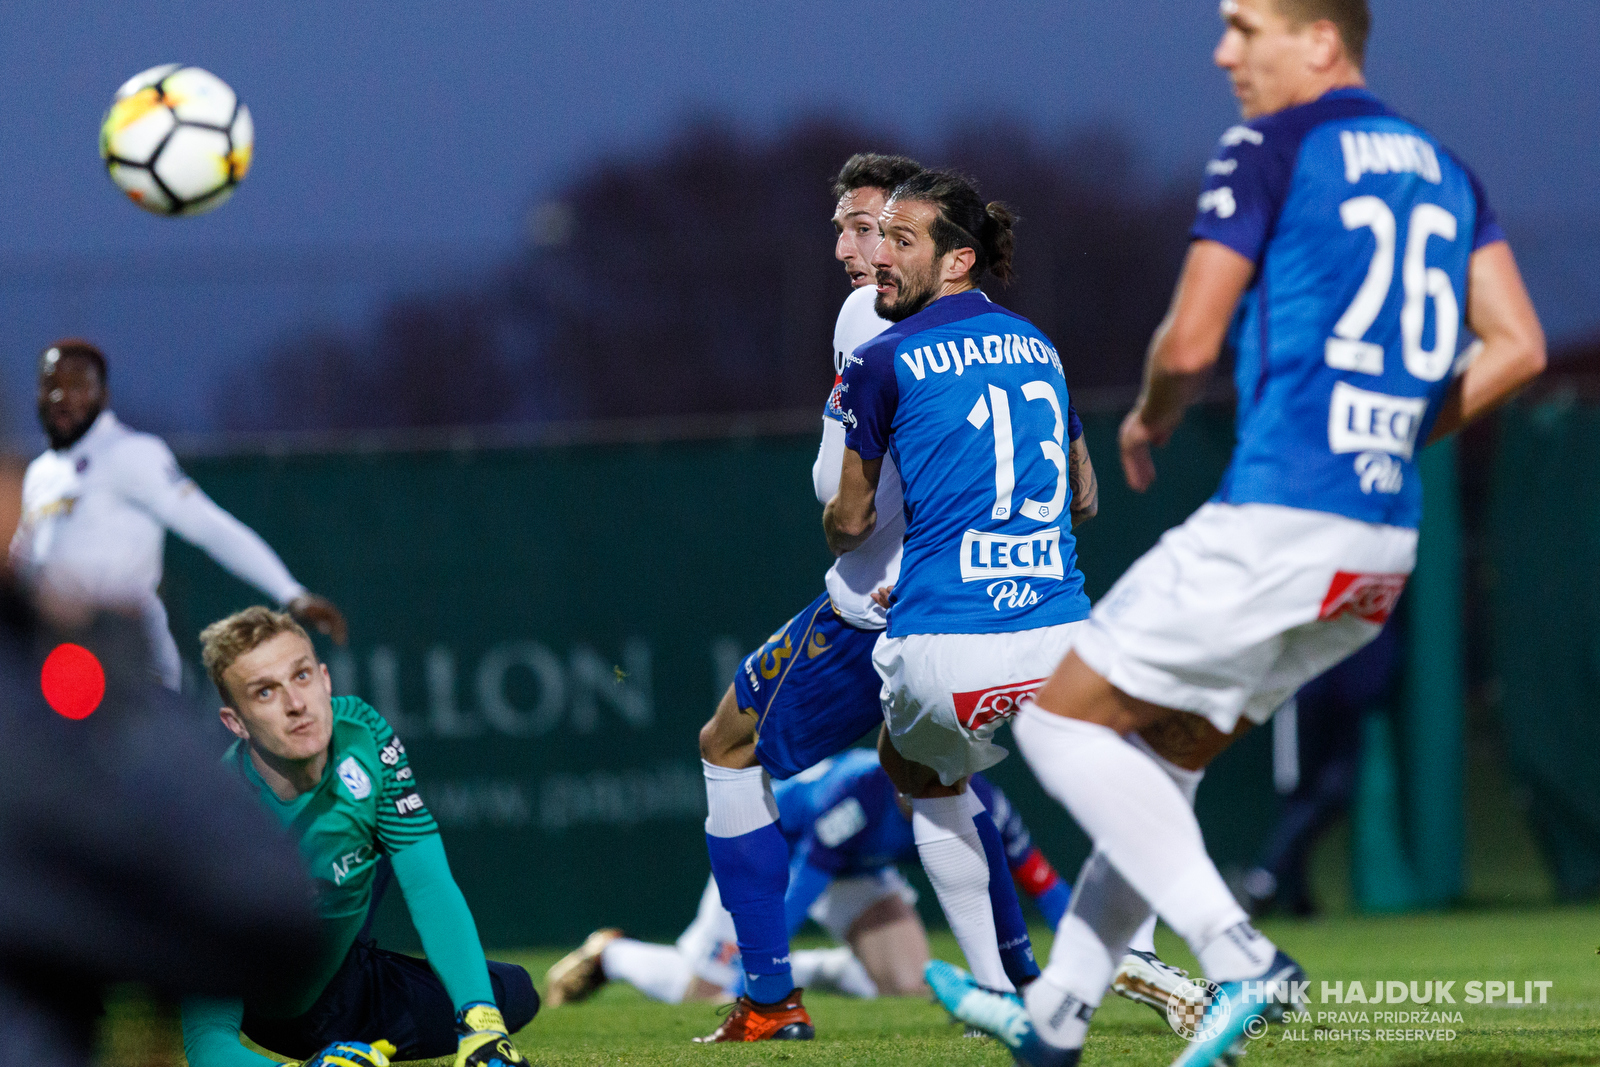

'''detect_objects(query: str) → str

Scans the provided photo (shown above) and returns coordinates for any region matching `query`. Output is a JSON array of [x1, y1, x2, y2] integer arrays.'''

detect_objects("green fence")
[[1488, 394, 1600, 900], [161, 409, 1307, 946]]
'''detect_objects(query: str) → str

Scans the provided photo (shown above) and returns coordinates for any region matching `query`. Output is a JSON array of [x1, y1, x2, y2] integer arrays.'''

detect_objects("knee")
[[700, 689, 756, 767], [490, 962, 539, 1033], [697, 717, 721, 763], [872, 962, 929, 997], [885, 973, 930, 997]]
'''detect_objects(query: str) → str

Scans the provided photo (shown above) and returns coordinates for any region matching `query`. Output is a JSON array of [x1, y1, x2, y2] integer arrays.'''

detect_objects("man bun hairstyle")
[[888, 169, 1018, 286], [201, 605, 312, 706], [832, 153, 924, 201], [41, 338, 107, 385], [1277, 0, 1370, 67]]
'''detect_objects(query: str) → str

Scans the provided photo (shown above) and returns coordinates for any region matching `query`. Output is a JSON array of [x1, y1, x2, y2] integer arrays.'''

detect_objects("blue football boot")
[[925, 960, 1079, 1067], [1169, 950, 1306, 1067]]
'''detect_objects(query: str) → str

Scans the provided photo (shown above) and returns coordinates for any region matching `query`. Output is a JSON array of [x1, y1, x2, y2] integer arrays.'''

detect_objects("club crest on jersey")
[[825, 376, 849, 422], [1318, 571, 1407, 624], [960, 528, 1064, 583], [952, 678, 1047, 731], [336, 755, 372, 800]]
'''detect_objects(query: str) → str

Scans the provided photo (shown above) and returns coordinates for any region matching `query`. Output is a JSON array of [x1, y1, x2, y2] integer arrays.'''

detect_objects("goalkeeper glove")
[[293, 1039, 396, 1067], [454, 1002, 526, 1067]]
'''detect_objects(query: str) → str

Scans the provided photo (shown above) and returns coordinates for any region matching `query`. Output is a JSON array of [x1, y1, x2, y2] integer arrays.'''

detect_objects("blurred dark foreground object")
[[0, 587, 320, 1067]]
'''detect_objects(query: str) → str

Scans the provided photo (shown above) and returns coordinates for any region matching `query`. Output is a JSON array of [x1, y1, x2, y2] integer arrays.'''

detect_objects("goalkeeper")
[[182, 606, 538, 1067]]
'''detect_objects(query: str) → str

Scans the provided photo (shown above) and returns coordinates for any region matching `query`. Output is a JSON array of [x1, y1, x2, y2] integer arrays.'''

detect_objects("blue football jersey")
[[1193, 88, 1503, 528], [773, 748, 913, 877], [842, 290, 1090, 636]]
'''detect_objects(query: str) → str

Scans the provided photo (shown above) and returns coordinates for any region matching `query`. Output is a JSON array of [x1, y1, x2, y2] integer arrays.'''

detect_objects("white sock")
[[1032, 850, 1150, 1049], [1127, 915, 1159, 956], [1121, 739, 1202, 958], [912, 792, 1011, 992], [600, 939, 694, 1004], [702, 760, 778, 837], [792, 947, 878, 999], [1013, 704, 1274, 982]]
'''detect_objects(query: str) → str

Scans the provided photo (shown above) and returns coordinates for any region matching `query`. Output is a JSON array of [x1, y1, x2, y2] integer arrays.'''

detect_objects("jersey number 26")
[[1326, 197, 1460, 383]]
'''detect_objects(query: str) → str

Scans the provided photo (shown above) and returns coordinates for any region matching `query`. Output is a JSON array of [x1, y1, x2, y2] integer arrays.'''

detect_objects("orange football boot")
[[693, 987, 814, 1042]]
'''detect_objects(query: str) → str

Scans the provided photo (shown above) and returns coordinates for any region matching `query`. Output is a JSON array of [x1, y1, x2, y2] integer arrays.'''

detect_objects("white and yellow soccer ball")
[[99, 64, 253, 216]]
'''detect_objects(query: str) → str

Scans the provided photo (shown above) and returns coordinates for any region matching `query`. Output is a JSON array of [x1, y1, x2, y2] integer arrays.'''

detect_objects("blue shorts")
[[736, 590, 884, 780]]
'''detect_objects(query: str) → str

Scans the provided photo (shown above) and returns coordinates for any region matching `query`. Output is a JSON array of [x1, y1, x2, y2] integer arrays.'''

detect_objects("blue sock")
[[706, 823, 794, 1004], [973, 809, 1040, 988]]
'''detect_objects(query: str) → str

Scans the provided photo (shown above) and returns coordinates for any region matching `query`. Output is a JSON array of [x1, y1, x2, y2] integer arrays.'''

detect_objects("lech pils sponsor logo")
[[959, 528, 1064, 583]]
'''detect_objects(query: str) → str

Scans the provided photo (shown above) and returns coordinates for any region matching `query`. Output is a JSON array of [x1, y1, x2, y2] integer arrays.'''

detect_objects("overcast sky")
[[0, 1, 1594, 434]]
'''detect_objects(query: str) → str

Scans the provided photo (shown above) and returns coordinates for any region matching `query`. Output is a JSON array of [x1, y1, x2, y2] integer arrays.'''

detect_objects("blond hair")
[[200, 606, 312, 705]]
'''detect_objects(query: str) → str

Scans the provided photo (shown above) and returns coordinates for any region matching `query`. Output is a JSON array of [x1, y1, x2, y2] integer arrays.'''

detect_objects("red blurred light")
[[41, 643, 106, 720]]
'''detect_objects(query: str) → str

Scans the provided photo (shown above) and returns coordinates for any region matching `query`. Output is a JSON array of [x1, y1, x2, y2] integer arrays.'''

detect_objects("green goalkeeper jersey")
[[222, 695, 438, 1012]]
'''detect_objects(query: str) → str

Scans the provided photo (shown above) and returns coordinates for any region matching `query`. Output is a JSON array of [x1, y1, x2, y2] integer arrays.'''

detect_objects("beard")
[[42, 406, 101, 451], [873, 263, 938, 323]]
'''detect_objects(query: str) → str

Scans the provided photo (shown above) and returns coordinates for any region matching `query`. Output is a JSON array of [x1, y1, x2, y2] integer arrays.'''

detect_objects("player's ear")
[[319, 661, 333, 696], [1305, 19, 1344, 71], [943, 245, 977, 285], [219, 703, 250, 741]]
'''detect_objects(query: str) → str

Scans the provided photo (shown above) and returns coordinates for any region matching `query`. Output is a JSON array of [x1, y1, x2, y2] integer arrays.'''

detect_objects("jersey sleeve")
[[182, 997, 278, 1067], [813, 417, 847, 504], [353, 701, 441, 853], [1067, 403, 1083, 444], [1458, 156, 1506, 249], [1190, 123, 1292, 263], [391, 833, 496, 1010], [842, 339, 899, 461], [112, 435, 305, 604]]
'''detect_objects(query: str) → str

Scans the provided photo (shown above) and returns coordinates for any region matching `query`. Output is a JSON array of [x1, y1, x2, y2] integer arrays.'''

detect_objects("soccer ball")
[[99, 64, 253, 216]]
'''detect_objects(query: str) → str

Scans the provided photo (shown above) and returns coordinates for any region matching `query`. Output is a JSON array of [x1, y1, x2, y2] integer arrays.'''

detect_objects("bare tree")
[[216, 115, 1201, 431]]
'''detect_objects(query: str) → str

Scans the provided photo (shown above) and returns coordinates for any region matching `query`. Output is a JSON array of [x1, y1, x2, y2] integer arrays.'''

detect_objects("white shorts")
[[874, 620, 1087, 786], [675, 868, 916, 988], [805, 868, 918, 942], [1074, 502, 1417, 734]]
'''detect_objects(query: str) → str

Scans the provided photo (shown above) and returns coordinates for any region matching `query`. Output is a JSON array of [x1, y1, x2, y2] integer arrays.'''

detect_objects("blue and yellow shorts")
[[734, 590, 884, 780]]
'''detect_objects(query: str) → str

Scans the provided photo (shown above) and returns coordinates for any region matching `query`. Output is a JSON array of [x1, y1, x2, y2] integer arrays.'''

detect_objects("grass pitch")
[[101, 906, 1599, 1066]]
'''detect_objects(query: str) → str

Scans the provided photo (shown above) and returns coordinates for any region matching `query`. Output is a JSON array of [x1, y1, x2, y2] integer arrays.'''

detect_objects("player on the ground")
[[181, 607, 537, 1067], [929, 3, 1546, 1065], [824, 166, 1100, 1001], [11, 340, 346, 688], [696, 154, 1051, 1041], [547, 752, 1078, 1006]]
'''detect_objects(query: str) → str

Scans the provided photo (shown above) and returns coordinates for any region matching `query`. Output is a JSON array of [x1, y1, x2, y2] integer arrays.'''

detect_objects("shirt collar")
[[55, 410, 118, 458]]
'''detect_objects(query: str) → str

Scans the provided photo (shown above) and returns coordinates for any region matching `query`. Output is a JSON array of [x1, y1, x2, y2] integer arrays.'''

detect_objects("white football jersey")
[[12, 411, 305, 686], [815, 285, 903, 630]]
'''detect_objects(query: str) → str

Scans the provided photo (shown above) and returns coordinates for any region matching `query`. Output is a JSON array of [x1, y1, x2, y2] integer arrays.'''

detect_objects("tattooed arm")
[[1069, 436, 1098, 528]]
